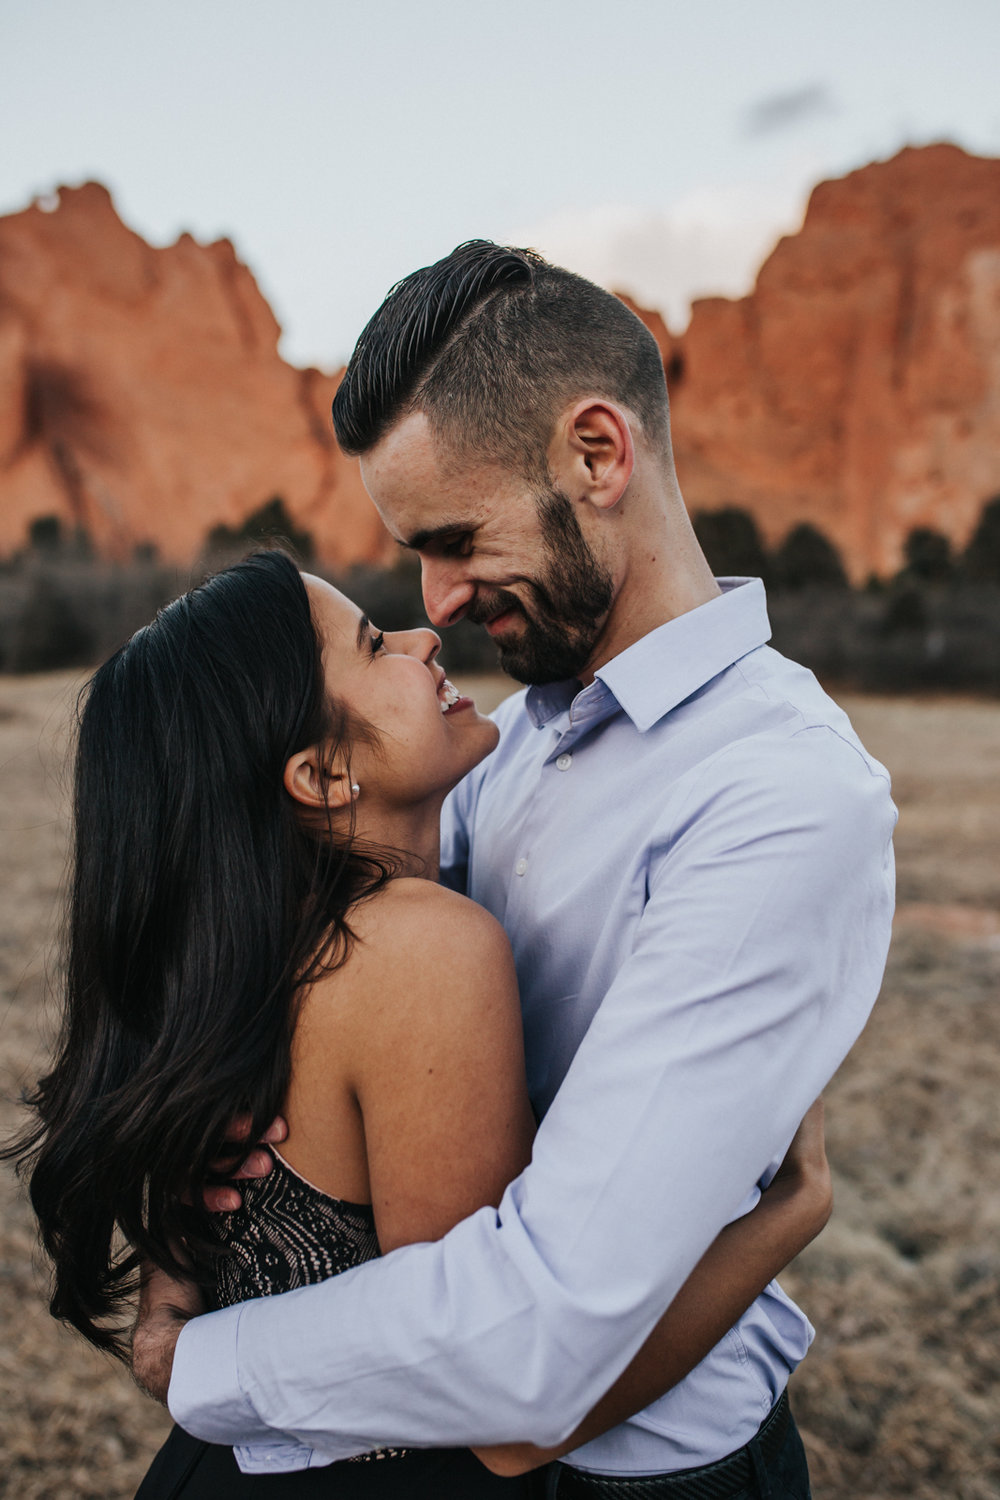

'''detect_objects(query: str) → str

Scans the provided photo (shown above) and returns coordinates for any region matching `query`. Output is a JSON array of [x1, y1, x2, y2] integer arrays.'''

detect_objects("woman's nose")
[[389, 627, 441, 664]]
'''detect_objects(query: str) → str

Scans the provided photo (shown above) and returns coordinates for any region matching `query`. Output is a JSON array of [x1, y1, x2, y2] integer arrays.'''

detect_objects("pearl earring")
[[351, 783, 360, 797]]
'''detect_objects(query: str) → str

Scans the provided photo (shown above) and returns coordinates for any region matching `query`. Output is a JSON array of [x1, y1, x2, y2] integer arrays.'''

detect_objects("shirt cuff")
[[168, 1296, 383, 1472], [167, 1303, 303, 1458]]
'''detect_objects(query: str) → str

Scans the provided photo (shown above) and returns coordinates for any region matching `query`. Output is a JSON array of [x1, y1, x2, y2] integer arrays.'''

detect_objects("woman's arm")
[[476, 1099, 831, 1476]]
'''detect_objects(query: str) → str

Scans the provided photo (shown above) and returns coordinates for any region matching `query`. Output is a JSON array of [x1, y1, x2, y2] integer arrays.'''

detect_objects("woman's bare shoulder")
[[352, 876, 510, 960], [305, 879, 515, 1038]]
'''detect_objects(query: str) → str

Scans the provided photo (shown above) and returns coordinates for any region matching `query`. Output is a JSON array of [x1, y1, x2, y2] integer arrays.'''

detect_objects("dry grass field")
[[1, 671, 998, 1499]]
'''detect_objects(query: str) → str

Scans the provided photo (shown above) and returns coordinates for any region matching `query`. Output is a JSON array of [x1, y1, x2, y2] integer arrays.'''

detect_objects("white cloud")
[[510, 182, 809, 333]]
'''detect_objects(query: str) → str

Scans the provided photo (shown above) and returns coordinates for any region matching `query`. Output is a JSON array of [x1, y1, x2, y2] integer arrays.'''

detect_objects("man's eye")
[[369, 631, 385, 657], [441, 534, 473, 558]]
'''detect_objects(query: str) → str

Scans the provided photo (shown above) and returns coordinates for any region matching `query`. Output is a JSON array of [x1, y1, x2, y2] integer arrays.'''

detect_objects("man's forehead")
[[360, 413, 453, 526], [360, 413, 523, 545]]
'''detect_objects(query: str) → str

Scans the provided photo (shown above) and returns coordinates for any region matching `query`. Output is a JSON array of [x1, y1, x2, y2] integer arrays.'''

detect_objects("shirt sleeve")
[[169, 725, 895, 1467]]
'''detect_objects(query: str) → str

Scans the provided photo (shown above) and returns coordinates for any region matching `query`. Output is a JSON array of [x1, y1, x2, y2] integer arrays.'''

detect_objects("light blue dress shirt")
[[169, 579, 896, 1475]]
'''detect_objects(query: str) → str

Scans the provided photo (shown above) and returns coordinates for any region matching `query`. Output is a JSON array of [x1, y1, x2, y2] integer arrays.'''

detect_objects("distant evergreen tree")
[[901, 527, 954, 584], [205, 497, 315, 562], [28, 515, 64, 553], [772, 523, 848, 591], [692, 507, 770, 581], [963, 495, 1000, 583], [25, 514, 93, 559]]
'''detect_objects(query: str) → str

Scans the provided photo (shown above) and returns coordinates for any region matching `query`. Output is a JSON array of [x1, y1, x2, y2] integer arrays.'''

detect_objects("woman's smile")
[[301, 573, 500, 815]]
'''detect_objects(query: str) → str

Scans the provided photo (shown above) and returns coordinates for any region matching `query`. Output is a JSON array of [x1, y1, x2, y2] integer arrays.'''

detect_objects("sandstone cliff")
[[628, 143, 1000, 579], [1, 149, 999, 578], [0, 183, 392, 566]]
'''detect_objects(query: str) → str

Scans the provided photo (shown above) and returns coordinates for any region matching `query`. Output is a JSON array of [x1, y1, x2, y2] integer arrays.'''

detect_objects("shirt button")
[[556, 753, 572, 771], [515, 858, 528, 876]]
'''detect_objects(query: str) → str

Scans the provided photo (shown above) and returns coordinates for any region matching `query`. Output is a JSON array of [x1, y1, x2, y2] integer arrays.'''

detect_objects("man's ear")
[[550, 400, 634, 511], [283, 746, 355, 813]]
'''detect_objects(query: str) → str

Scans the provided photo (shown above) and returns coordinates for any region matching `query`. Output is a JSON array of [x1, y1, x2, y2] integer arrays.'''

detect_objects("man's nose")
[[420, 560, 475, 629]]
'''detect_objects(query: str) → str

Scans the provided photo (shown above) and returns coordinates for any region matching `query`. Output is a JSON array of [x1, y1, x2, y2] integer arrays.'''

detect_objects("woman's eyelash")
[[369, 631, 385, 657]]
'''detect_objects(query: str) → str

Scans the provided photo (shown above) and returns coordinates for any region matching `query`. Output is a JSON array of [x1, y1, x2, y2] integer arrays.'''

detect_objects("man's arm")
[[476, 1098, 832, 1474], [167, 729, 894, 1462]]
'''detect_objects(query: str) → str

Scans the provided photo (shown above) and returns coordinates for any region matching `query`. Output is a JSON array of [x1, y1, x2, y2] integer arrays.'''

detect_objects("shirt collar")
[[525, 578, 771, 734]]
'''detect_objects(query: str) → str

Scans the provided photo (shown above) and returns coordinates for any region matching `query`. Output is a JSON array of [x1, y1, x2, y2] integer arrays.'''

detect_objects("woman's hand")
[[134, 1115, 293, 1394], [200, 1115, 288, 1213]]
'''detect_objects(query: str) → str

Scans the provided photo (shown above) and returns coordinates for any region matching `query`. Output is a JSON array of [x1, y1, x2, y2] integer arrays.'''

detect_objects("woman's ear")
[[283, 746, 355, 813]]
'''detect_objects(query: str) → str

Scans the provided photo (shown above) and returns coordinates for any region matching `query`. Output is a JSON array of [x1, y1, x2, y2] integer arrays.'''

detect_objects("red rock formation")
[[2, 149, 998, 580], [627, 144, 1000, 580], [0, 183, 393, 566]]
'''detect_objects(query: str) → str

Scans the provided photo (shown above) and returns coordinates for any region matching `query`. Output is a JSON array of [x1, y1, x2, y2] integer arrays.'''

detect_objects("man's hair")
[[332, 240, 670, 479]]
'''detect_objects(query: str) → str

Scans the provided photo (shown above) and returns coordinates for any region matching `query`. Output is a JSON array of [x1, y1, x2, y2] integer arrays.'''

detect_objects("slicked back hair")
[[332, 240, 671, 481]]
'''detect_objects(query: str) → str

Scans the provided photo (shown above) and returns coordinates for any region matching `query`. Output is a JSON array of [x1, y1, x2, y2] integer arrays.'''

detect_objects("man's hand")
[[202, 1114, 288, 1213], [131, 1260, 204, 1406]]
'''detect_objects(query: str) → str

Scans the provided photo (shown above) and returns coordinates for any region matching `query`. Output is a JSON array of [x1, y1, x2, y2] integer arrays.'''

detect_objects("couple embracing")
[[15, 242, 895, 1498]]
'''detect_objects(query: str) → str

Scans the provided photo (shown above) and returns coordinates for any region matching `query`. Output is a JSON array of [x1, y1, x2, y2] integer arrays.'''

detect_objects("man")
[[138, 242, 896, 1495]]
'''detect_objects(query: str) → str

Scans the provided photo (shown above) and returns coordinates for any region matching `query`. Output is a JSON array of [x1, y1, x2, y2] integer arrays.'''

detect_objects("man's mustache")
[[465, 588, 525, 627]]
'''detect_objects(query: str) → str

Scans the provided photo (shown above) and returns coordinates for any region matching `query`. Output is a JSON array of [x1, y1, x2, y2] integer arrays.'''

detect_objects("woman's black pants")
[[135, 1426, 547, 1498]]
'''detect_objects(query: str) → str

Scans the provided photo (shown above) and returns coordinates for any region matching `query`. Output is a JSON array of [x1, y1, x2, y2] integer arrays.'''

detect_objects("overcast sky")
[[2, 0, 998, 367]]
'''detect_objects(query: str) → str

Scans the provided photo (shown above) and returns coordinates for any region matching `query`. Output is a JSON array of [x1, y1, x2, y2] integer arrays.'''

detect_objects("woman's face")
[[302, 574, 500, 806]]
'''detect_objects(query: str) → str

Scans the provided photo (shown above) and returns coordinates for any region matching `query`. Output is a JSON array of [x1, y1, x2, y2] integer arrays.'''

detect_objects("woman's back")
[[278, 876, 535, 1251], [209, 875, 535, 1303], [138, 876, 539, 1498]]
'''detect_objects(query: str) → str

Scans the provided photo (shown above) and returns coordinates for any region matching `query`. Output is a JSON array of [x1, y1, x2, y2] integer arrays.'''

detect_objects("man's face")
[[360, 412, 613, 685]]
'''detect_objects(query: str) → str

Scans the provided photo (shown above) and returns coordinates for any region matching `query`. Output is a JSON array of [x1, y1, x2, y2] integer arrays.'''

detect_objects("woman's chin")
[[448, 716, 501, 785]]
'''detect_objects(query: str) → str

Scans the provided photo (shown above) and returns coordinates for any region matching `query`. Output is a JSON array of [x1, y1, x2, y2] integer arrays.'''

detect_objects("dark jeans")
[[134, 1426, 543, 1498], [547, 1396, 811, 1500]]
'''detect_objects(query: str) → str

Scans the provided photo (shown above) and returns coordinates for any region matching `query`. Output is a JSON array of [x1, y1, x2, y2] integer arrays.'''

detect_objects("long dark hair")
[[3, 550, 394, 1359]]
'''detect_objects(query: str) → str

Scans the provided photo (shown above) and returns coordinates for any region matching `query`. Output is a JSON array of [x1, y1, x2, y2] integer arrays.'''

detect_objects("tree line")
[[2, 495, 1000, 693]]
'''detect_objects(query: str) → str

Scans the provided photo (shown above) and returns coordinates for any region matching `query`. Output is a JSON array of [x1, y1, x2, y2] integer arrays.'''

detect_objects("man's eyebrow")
[[395, 521, 473, 552], [356, 614, 370, 650]]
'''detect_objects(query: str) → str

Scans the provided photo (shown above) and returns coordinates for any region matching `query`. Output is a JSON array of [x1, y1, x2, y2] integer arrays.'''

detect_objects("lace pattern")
[[212, 1154, 380, 1305], [210, 1153, 410, 1463]]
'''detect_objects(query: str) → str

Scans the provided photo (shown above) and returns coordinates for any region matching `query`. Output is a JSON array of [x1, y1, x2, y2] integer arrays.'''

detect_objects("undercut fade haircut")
[[332, 240, 671, 480]]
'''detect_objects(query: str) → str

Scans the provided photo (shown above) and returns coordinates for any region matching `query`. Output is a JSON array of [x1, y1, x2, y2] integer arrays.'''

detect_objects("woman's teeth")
[[439, 680, 461, 713]]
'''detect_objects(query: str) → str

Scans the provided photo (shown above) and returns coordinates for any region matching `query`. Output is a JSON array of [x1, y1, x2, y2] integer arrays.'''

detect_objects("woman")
[[7, 551, 829, 1497]]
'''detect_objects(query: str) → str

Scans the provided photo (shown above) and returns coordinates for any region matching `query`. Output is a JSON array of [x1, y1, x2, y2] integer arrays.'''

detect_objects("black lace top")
[[210, 1151, 380, 1307], [209, 1151, 410, 1464]]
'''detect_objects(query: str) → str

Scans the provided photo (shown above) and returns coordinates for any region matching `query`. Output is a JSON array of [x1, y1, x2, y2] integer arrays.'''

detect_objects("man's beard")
[[466, 486, 613, 685]]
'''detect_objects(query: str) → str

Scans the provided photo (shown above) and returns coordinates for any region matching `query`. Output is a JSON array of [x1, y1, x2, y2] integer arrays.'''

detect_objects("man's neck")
[[578, 546, 721, 686]]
